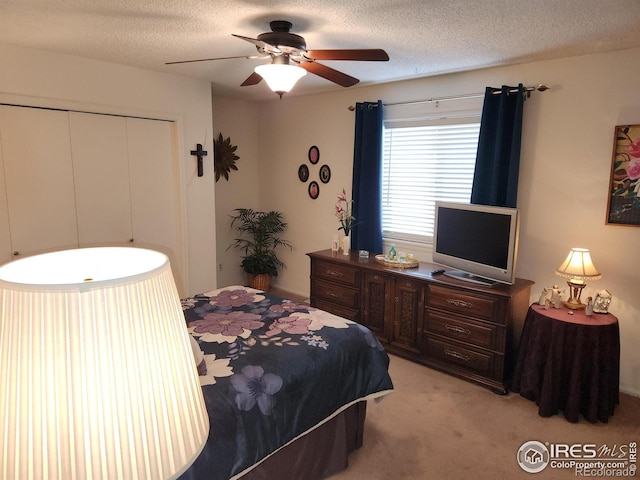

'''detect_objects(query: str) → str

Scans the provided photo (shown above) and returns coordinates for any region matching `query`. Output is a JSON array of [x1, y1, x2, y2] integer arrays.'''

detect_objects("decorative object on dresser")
[[0, 247, 208, 479], [555, 247, 601, 309], [374, 253, 419, 268], [228, 208, 293, 292], [335, 188, 356, 255], [341, 234, 351, 255], [308, 249, 533, 394], [331, 235, 340, 252]]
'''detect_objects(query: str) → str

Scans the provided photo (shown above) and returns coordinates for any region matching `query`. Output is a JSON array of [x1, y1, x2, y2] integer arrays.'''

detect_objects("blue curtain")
[[351, 100, 383, 254], [470, 84, 525, 208]]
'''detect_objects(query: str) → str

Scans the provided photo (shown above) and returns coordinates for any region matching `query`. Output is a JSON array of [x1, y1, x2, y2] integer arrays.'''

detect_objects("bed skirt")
[[238, 401, 367, 479]]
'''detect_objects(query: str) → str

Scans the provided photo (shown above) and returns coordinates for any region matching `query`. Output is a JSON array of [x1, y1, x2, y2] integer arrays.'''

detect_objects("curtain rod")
[[347, 84, 549, 110]]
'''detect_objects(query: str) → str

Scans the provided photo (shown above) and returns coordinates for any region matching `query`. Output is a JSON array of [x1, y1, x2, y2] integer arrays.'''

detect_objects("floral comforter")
[[178, 286, 394, 480]]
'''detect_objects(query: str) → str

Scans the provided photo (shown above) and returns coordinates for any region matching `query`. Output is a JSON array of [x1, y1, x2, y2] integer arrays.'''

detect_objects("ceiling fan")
[[166, 20, 389, 97]]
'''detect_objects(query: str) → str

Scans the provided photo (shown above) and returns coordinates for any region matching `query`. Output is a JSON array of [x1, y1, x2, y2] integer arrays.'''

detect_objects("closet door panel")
[[0, 136, 12, 265], [0, 105, 78, 257], [126, 118, 183, 291], [69, 112, 133, 247]]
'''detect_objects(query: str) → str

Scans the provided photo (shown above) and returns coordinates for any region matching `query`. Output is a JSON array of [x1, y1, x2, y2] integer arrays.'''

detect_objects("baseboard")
[[620, 386, 640, 398], [268, 287, 309, 304]]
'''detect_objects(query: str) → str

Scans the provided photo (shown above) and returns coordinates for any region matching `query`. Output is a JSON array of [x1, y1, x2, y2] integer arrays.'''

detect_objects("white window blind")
[[382, 117, 481, 243]]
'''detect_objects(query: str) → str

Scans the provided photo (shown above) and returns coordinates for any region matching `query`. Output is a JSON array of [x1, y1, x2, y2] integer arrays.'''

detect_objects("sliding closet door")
[[0, 106, 184, 292], [69, 112, 133, 247], [0, 105, 78, 258], [126, 117, 184, 292]]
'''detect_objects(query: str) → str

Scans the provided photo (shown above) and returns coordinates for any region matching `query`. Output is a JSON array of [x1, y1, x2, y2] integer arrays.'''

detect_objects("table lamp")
[[0, 247, 209, 480], [555, 247, 601, 310]]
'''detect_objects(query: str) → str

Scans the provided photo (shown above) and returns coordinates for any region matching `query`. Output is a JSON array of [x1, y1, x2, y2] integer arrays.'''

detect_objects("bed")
[[178, 286, 394, 480]]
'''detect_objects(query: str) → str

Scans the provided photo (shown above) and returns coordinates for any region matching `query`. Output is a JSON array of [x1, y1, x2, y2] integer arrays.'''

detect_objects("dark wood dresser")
[[308, 249, 534, 393]]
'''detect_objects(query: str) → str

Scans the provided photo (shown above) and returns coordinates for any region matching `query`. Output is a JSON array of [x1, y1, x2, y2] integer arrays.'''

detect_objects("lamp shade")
[[255, 63, 307, 96], [0, 247, 208, 480], [555, 248, 601, 280]]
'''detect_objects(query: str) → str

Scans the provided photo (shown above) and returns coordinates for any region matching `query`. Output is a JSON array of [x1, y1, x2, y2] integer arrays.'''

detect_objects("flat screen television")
[[432, 201, 520, 286]]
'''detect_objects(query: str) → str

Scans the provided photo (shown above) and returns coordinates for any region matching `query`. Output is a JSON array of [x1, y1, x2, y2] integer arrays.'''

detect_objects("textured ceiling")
[[1, 0, 640, 101]]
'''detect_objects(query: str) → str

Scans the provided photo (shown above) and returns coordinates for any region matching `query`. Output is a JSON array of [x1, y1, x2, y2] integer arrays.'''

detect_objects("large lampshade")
[[255, 63, 307, 97], [0, 247, 208, 480], [555, 247, 601, 309]]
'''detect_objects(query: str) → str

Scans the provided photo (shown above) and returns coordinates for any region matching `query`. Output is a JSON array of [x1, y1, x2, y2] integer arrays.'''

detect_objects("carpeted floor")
[[330, 354, 640, 480]]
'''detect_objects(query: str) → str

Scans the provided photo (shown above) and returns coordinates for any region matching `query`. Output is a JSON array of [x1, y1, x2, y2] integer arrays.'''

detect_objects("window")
[[382, 116, 481, 244]]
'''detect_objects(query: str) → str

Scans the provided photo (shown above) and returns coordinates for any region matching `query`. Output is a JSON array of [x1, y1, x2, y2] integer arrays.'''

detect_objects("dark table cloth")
[[511, 304, 619, 423]]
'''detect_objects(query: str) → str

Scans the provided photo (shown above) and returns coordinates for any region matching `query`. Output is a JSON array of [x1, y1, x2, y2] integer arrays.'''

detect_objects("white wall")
[[216, 47, 640, 396], [0, 43, 217, 296], [211, 92, 260, 288]]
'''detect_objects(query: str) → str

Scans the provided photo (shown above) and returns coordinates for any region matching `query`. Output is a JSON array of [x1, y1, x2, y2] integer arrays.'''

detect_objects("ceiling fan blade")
[[240, 71, 263, 87], [165, 55, 261, 65], [232, 34, 282, 54], [305, 49, 389, 61], [299, 62, 359, 87]]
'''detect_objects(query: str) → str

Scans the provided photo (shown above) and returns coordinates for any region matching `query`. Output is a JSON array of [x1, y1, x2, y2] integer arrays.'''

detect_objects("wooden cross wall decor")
[[190, 143, 208, 177]]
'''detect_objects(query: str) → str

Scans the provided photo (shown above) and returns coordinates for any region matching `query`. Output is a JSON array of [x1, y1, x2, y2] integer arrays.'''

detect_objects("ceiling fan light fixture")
[[255, 63, 307, 98]]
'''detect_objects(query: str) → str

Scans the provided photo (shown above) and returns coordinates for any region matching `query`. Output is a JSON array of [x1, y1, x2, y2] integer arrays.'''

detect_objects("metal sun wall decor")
[[214, 133, 240, 182], [299, 145, 331, 199]]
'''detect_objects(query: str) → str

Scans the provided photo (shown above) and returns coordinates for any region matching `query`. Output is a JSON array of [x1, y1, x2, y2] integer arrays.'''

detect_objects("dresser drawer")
[[427, 285, 500, 323], [312, 299, 359, 322], [311, 278, 360, 309], [425, 309, 505, 351], [425, 337, 502, 377], [311, 259, 360, 287]]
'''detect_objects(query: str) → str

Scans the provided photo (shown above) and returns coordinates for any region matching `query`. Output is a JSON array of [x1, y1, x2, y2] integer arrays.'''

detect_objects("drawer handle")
[[444, 349, 470, 362], [447, 298, 473, 309], [326, 269, 344, 278], [445, 324, 471, 336], [327, 291, 343, 299]]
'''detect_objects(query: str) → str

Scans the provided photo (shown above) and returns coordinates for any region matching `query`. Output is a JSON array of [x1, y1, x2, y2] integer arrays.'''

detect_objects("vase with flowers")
[[335, 188, 356, 255]]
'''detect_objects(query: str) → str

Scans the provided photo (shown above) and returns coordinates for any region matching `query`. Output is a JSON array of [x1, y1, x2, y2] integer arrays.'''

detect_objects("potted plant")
[[228, 208, 293, 291]]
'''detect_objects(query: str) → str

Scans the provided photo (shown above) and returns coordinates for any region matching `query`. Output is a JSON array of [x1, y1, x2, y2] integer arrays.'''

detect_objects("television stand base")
[[443, 270, 498, 286]]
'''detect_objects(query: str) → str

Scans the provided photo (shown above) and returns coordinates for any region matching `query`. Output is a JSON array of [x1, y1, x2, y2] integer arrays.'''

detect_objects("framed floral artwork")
[[606, 125, 640, 226], [319, 164, 331, 183], [298, 164, 309, 182], [308, 181, 319, 199], [308, 145, 320, 165]]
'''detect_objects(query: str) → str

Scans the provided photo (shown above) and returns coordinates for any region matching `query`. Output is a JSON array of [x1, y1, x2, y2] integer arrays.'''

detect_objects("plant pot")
[[247, 273, 272, 292]]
